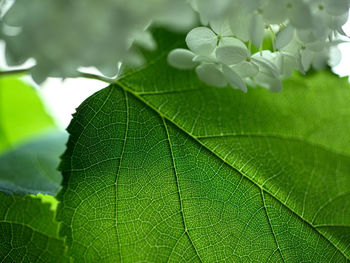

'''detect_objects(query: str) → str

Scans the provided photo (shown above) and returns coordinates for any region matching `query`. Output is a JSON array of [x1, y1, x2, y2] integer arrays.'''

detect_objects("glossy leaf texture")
[[0, 193, 68, 262], [0, 76, 56, 153], [58, 29, 350, 262], [0, 131, 68, 195]]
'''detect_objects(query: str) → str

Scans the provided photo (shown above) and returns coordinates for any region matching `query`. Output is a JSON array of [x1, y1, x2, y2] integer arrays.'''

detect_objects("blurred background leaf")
[[0, 75, 67, 195], [0, 75, 56, 153], [0, 131, 67, 195]]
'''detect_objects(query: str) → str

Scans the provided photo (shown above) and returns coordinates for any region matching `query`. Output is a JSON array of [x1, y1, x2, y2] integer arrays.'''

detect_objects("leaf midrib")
[[118, 79, 350, 158], [114, 89, 129, 263], [197, 134, 350, 160], [115, 82, 350, 260]]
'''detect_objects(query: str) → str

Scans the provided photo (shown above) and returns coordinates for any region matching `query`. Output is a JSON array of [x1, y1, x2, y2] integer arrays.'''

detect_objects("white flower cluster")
[[0, 0, 195, 83], [168, 0, 350, 92]]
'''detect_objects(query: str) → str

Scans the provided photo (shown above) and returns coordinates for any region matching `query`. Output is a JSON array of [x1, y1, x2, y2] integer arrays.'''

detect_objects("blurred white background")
[[1, 19, 350, 129]]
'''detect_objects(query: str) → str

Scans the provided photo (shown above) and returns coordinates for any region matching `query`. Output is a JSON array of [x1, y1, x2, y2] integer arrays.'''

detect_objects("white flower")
[[168, 0, 349, 92], [170, 22, 252, 92]]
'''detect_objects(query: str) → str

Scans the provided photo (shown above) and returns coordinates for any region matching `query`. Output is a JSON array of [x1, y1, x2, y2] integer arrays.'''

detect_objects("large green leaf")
[[0, 131, 68, 195], [0, 76, 56, 153], [58, 29, 350, 262], [0, 193, 68, 262]]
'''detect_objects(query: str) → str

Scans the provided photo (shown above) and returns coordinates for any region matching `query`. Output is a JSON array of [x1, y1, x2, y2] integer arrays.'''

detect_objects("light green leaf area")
[[0, 193, 68, 262], [0, 131, 68, 195], [58, 29, 350, 262], [0, 76, 56, 153]]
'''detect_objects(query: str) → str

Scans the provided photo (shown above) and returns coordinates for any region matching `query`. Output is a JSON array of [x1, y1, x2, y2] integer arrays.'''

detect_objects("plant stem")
[[0, 68, 30, 77], [0, 68, 113, 84], [78, 72, 113, 83]]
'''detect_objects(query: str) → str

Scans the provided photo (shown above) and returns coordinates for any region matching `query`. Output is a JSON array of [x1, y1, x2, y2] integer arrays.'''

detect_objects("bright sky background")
[[1, 19, 350, 129]]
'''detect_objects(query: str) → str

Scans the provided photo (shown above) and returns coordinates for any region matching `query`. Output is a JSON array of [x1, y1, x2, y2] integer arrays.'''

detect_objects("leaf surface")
[[58, 29, 350, 262], [0, 193, 68, 262]]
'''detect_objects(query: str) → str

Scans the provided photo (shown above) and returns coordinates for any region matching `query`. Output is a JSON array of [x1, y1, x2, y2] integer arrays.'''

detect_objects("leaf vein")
[[162, 117, 203, 263], [116, 82, 350, 260]]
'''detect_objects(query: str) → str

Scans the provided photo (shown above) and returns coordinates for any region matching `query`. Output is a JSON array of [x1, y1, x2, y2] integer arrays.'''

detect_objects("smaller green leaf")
[[0, 131, 68, 195], [0, 76, 56, 153], [0, 192, 68, 262]]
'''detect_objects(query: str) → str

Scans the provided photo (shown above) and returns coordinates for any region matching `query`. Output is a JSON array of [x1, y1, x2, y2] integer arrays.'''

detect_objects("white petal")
[[122, 52, 145, 68], [306, 41, 325, 52], [245, 78, 258, 88], [195, 64, 227, 87], [257, 75, 283, 92], [288, 1, 312, 29], [328, 46, 342, 67], [219, 37, 247, 49], [229, 13, 251, 42], [269, 78, 283, 92], [252, 53, 279, 78], [296, 29, 318, 44], [275, 52, 296, 79], [255, 50, 275, 61], [222, 65, 247, 92], [328, 12, 349, 30], [262, 0, 288, 24], [132, 30, 156, 51], [294, 51, 305, 74], [153, 1, 197, 31], [280, 36, 299, 54], [186, 27, 217, 55], [167, 49, 197, 69], [253, 65, 283, 92], [189, 0, 198, 12], [241, 0, 262, 13], [97, 61, 119, 78], [325, 0, 350, 16], [210, 18, 232, 36], [300, 49, 313, 72], [193, 54, 217, 63], [199, 14, 210, 26], [337, 27, 348, 36], [216, 45, 249, 65], [196, 0, 231, 20], [231, 61, 259, 78], [309, 13, 331, 41], [275, 25, 295, 50], [312, 50, 329, 70], [250, 14, 265, 47]]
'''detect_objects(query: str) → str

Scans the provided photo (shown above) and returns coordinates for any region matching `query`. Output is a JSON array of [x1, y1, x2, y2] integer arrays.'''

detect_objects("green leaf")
[[0, 192, 68, 262], [58, 29, 350, 262], [0, 131, 68, 195], [0, 76, 56, 153]]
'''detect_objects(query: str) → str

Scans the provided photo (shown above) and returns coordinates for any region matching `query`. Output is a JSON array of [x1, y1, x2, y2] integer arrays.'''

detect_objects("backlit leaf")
[[58, 29, 350, 262]]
